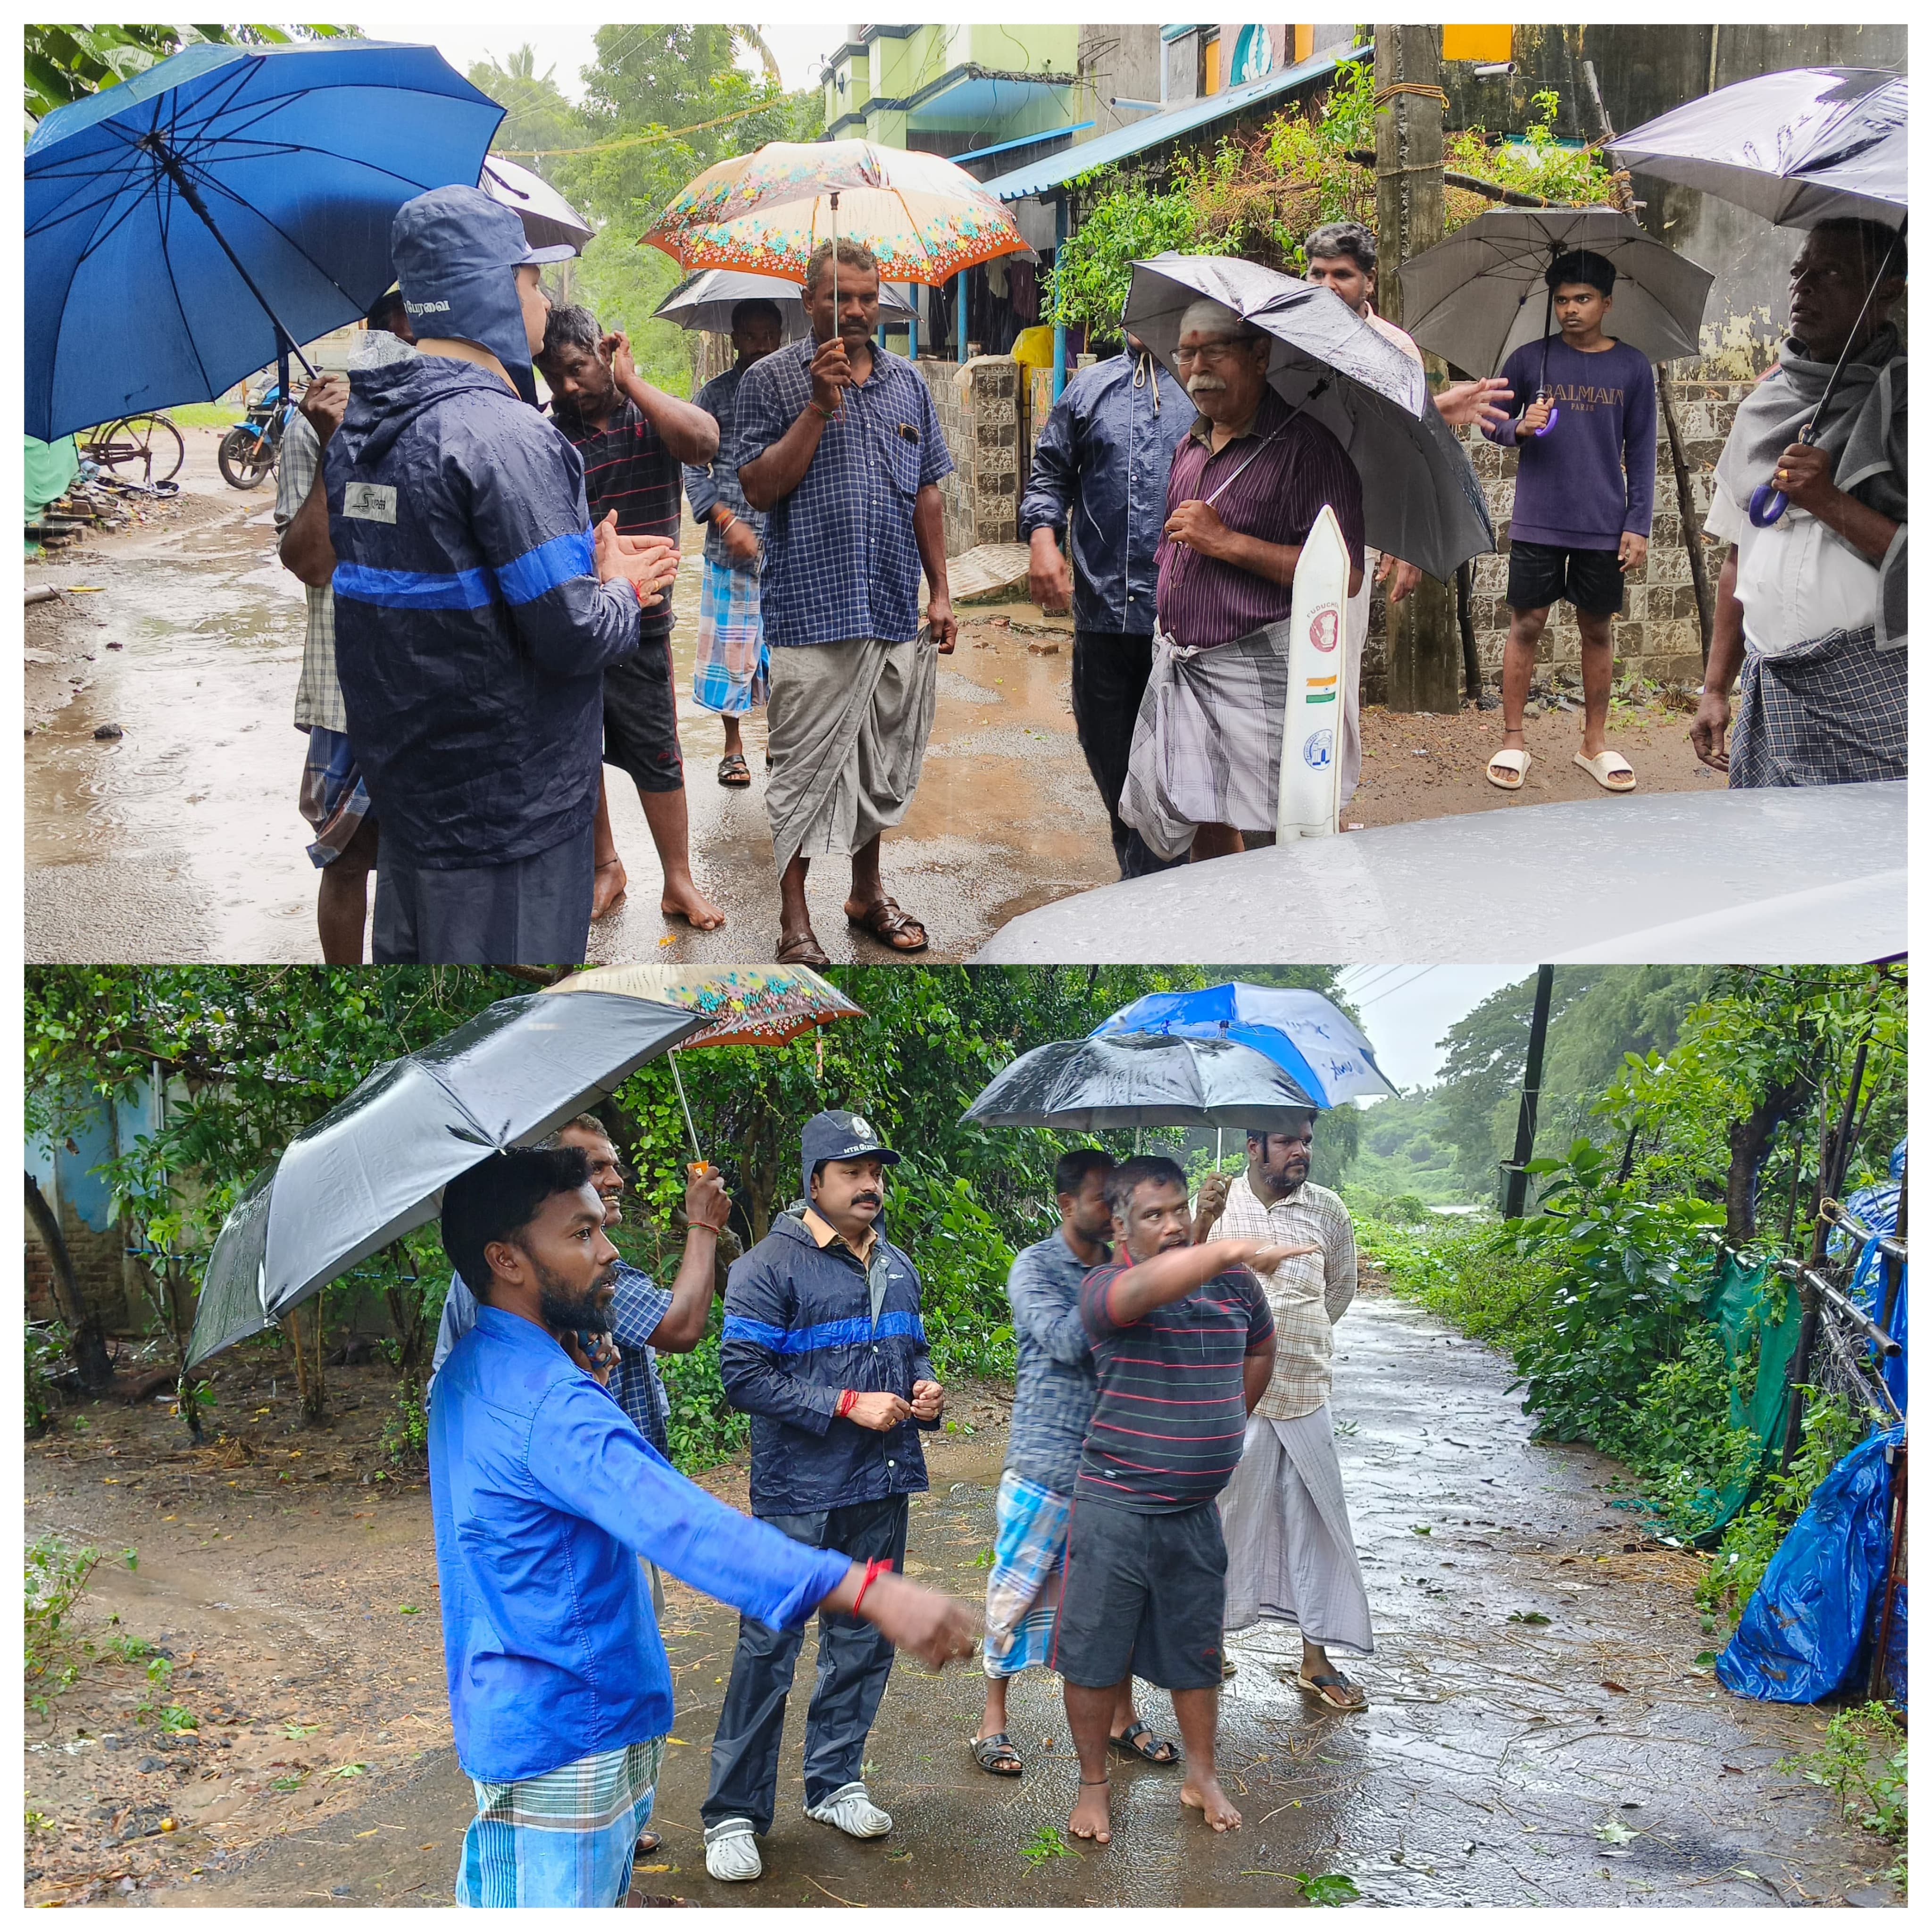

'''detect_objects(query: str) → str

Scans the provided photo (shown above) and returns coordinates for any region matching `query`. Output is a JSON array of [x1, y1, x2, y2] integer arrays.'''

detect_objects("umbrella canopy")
[[961, 1033, 1320, 1132], [544, 964, 862, 1048], [641, 139, 1034, 286], [184, 992, 702, 1371], [653, 266, 916, 340], [25, 39, 504, 441], [1124, 253, 1495, 581], [481, 154, 593, 254], [1610, 67, 1906, 230], [1397, 206, 1715, 375], [1093, 984, 1396, 1107]]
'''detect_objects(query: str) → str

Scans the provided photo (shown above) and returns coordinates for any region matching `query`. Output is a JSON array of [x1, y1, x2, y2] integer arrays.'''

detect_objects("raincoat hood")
[[391, 185, 569, 408]]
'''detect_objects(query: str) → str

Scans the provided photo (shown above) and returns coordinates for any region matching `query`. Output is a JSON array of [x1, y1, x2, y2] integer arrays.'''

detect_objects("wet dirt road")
[[25, 1284, 1895, 1909]]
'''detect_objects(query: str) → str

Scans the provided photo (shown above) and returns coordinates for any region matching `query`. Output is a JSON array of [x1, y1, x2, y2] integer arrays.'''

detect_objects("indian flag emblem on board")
[[1308, 607, 1339, 652]]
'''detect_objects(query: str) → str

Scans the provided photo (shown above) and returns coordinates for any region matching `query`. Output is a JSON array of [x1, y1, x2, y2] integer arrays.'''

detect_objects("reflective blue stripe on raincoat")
[[429, 1304, 851, 1785], [721, 1212, 937, 1516], [326, 355, 640, 867]]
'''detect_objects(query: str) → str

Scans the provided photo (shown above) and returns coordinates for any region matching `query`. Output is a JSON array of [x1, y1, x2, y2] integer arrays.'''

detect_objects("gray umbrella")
[[1610, 67, 1906, 230], [1124, 253, 1494, 581], [960, 1033, 1320, 1133], [184, 992, 704, 1371], [654, 266, 916, 342], [1397, 206, 1715, 381], [481, 156, 594, 255]]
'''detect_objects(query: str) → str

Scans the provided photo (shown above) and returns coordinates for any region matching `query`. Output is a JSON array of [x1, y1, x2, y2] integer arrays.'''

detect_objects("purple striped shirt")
[[1155, 388, 1366, 649]]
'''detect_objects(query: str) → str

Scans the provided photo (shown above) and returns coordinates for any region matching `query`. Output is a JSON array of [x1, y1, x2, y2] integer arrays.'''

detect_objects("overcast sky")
[[1334, 965, 1533, 1094]]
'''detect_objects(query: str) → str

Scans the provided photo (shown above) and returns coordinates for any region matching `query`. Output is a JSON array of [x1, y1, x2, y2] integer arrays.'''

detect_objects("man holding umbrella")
[[431, 1142, 975, 1907], [1692, 219, 1907, 787]]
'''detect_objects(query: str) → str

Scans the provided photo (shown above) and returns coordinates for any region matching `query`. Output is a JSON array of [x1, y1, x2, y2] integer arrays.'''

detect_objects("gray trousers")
[[371, 821, 593, 966], [700, 1493, 908, 1835]]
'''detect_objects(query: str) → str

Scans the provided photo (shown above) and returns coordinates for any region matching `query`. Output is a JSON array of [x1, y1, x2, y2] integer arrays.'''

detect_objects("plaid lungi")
[[1730, 626, 1907, 789], [298, 724, 374, 869], [982, 1471, 1072, 1679], [456, 1735, 664, 1908], [691, 557, 769, 716]]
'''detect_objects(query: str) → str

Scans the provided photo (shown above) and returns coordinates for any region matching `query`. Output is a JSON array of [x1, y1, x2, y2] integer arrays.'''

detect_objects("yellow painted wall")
[[1442, 25, 1514, 64], [1205, 33, 1220, 94]]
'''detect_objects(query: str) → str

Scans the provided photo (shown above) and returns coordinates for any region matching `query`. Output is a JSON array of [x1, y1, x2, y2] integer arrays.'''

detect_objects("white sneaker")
[[703, 1818, 763, 1882], [804, 1781, 893, 1839]]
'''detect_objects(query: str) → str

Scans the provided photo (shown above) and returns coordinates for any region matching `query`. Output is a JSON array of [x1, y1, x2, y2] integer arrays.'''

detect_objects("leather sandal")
[[776, 928, 831, 966], [970, 1732, 1024, 1777], [846, 897, 929, 953]]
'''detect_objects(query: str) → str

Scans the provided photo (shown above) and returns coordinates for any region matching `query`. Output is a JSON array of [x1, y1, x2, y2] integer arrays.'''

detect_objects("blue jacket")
[[326, 355, 641, 867], [429, 1305, 850, 1784], [1019, 348, 1195, 636], [721, 1211, 936, 1516]]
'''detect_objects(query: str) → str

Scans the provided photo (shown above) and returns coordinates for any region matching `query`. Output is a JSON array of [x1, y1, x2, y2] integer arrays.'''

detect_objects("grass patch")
[[166, 401, 244, 429]]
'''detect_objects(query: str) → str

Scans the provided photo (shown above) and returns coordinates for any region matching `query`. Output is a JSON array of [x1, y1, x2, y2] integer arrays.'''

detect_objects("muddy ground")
[[24, 434, 1720, 965], [23, 1278, 1896, 1910]]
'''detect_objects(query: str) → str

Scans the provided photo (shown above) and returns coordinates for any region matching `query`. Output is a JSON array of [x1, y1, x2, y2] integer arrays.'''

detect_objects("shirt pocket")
[[884, 423, 925, 499]]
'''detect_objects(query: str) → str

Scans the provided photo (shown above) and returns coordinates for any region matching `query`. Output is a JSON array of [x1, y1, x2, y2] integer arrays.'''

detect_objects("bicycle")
[[79, 411, 186, 488], [217, 382, 299, 490]]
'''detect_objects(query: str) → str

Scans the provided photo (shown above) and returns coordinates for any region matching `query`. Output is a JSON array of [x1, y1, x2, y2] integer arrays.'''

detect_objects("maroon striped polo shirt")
[[550, 394, 681, 641], [1154, 386, 1366, 649], [1075, 1258, 1274, 1512]]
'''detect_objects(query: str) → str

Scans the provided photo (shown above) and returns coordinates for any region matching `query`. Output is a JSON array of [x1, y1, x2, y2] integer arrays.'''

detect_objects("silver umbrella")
[[653, 266, 916, 341], [481, 155, 594, 255], [1124, 252, 1494, 582], [184, 992, 703, 1370], [1397, 206, 1714, 383]]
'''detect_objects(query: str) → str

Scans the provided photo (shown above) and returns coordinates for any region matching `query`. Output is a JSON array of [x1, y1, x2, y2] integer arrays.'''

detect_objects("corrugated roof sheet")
[[978, 42, 1370, 202]]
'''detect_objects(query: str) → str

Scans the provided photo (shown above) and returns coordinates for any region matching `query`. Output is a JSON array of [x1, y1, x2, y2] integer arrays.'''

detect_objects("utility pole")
[[1374, 22, 1461, 713], [1501, 965, 1555, 1218]]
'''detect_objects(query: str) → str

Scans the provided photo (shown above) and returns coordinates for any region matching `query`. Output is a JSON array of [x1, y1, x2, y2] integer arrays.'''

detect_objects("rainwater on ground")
[[24, 1282, 1896, 1909]]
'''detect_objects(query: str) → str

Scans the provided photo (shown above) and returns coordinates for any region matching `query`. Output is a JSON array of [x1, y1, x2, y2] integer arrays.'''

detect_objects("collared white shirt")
[[1704, 473, 1883, 657]]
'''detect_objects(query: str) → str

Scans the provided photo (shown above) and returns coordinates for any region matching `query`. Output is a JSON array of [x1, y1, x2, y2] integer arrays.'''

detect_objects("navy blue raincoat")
[[326, 356, 640, 867], [721, 1211, 936, 1516]]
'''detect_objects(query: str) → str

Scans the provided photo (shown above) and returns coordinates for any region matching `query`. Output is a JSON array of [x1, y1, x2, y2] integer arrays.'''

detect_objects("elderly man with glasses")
[[1118, 299, 1366, 864]]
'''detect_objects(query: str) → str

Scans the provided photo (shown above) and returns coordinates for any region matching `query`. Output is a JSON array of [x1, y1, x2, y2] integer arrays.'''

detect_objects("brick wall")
[[916, 354, 1023, 552], [24, 1209, 145, 1331], [1359, 377, 1754, 702]]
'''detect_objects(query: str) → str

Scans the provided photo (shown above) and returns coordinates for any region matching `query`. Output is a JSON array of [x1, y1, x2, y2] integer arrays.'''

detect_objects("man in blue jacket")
[[1020, 331, 1194, 879], [327, 185, 680, 965], [431, 1143, 974, 1908], [700, 1109, 944, 1882]]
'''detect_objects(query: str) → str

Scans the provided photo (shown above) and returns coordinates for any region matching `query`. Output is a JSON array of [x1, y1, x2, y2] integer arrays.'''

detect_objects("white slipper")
[[1486, 746, 1531, 791], [703, 1818, 763, 1882], [1573, 749, 1636, 793], [805, 1781, 893, 1839]]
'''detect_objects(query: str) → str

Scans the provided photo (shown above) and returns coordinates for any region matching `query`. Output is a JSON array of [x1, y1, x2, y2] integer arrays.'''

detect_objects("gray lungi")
[[1730, 625, 1907, 788]]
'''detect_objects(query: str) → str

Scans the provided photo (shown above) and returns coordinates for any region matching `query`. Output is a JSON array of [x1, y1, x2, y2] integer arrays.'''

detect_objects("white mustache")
[[1186, 373, 1228, 394]]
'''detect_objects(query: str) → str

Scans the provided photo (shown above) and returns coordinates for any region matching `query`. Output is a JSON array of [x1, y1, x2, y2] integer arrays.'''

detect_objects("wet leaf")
[[270, 1774, 305, 1793], [1600, 1681, 1630, 1695], [283, 1724, 318, 1740], [1593, 1820, 1637, 1845], [1507, 1611, 1551, 1624], [1294, 1873, 1361, 1906], [1409, 1524, 1432, 1536], [1694, 1651, 1718, 1668], [1021, 1825, 1076, 1866], [398, 1605, 420, 1616]]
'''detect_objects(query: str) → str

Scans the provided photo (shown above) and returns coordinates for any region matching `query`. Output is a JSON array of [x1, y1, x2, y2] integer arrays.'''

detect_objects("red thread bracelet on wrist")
[[851, 1556, 892, 1614], [835, 1388, 858, 1419]]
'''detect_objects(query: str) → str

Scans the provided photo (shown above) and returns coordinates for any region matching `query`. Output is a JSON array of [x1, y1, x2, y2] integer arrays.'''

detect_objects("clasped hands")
[[593, 509, 679, 608]]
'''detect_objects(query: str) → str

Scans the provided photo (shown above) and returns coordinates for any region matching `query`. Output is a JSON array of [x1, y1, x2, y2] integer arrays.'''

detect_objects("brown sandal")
[[846, 897, 929, 953], [718, 752, 751, 788], [776, 928, 831, 966]]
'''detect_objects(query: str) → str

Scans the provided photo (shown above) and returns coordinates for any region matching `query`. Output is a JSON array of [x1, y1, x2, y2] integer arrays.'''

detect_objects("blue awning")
[[978, 42, 1370, 203]]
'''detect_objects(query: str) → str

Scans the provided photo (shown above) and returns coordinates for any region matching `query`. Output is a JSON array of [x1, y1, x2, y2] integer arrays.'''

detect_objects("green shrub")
[[25, 1324, 66, 1438], [1777, 1702, 1906, 1884], [25, 1537, 100, 1714], [659, 1328, 748, 1473], [886, 1163, 1017, 1382]]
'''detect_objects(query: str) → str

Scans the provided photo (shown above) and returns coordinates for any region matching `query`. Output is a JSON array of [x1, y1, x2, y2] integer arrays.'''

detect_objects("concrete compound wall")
[[916, 353, 1024, 552]]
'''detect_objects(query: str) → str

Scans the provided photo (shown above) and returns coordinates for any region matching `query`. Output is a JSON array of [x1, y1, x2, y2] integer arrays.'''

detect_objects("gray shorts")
[[1053, 1495, 1227, 1691]]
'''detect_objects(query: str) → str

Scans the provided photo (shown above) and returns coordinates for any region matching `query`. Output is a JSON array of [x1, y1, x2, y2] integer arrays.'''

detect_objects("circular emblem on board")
[[1302, 729, 1333, 771], [1308, 608, 1339, 652]]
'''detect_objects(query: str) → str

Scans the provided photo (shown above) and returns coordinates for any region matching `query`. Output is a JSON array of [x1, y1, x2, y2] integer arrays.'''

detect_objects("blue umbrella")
[[26, 39, 504, 441], [1092, 983, 1396, 1108]]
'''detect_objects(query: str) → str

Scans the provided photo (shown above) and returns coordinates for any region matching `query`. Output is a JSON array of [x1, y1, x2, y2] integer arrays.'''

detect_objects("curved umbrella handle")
[[1529, 391, 1558, 438], [1749, 422, 1816, 527]]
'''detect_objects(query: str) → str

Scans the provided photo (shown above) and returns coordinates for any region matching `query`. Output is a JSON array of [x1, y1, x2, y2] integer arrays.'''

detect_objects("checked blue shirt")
[[730, 336, 952, 650], [1003, 1230, 1110, 1496]]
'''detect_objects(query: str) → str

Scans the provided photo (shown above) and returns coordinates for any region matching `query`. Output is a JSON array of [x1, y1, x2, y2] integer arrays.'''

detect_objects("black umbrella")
[[1124, 253, 1494, 581], [960, 1033, 1320, 1133], [184, 992, 703, 1371]]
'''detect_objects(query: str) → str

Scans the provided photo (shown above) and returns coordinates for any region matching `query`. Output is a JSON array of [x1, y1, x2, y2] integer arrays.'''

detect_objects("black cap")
[[800, 1108, 899, 1199]]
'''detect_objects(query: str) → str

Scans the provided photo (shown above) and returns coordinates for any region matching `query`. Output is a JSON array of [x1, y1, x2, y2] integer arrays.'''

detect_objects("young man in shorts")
[[1055, 1155, 1302, 1844], [1483, 249, 1656, 795]]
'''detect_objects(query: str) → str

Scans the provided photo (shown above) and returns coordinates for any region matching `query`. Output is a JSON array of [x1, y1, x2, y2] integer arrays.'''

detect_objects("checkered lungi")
[[455, 1736, 664, 1908], [298, 724, 374, 869], [1730, 626, 1907, 789], [691, 557, 769, 717], [982, 1472, 1072, 1679]]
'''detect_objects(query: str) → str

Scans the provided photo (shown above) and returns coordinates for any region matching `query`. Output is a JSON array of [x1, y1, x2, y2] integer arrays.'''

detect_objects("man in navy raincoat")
[[326, 185, 679, 965], [699, 1109, 944, 1882]]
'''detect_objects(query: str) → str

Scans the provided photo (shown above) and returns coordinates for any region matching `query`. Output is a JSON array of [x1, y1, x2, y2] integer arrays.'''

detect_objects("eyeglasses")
[[1174, 339, 1256, 368]]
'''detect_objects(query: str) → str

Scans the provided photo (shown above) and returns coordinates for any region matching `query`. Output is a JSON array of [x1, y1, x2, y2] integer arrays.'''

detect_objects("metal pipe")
[[1500, 966, 1554, 1219], [1776, 1259, 1900, 1358], [1051, 194, 1069, 401]]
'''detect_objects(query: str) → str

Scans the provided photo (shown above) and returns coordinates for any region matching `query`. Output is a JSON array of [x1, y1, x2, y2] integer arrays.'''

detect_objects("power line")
[[1354, 965, 1440, 1009]]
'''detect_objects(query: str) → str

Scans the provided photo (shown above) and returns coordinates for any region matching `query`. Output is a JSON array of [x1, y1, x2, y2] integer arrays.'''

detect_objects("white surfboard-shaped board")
[[1276, 502, 1349, 841]]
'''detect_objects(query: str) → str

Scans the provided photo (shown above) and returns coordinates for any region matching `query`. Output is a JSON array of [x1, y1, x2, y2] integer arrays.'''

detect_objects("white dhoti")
[[1340, 561, 1372, 810], [1221, 1406, 1373, 1653]]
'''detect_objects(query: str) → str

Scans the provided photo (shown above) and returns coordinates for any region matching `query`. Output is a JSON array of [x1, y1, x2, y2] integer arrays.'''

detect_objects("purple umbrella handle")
[[1748, 482, 1788, 527], [1529, 395, 1558, 438]]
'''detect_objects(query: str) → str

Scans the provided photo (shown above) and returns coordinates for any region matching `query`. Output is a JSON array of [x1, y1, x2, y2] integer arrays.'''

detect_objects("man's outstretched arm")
[[1101, 1236, 1315, 1328]]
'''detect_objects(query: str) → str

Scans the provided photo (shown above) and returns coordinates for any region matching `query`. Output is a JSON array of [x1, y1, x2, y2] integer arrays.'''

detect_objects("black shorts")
[[1506, 539, 1624, 618], [603, 634, 684, 793], [1053, 1495, 1227, 1691]]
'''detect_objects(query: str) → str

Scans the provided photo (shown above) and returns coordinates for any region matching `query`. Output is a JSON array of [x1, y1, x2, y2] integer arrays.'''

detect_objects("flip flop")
[[717, 752, 751, 788], [969, 1732, 1024, 1777], [1486, 746, 1531, 791], [1573, 748, 1636, 792], [1296, 1671, 1367, 1712], [1108, 1719, 1181, 1765]]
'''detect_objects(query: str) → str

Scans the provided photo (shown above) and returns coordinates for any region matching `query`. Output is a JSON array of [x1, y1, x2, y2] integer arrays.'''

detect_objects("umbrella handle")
[[1529, 389, 1558, 438], [1749, 423, 1815, 528]]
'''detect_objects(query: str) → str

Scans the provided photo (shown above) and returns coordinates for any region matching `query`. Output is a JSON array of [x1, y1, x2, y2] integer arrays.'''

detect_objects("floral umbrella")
[[640, 138, 1033, 286]]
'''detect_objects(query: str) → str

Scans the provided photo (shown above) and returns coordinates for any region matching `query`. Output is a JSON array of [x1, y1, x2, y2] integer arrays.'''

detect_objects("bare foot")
[[661, 876, 726, 932], [591, 858, 629, 920], [1181, 1776, 1242, 1832], [1069, 1780, 1112, 1845]]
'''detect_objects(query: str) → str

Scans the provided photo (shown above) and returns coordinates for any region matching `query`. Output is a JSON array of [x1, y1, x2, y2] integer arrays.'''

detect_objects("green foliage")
[[1445, 89, 1618, 208], [1294, 1873, 1362, 1906], [25, 1324, 66, 1437], [378, 1384, 429, 1471], [24, 1537, 100, 1712], [1776, 1702, 1907, 1879], [467, 46, 589, 172], [24, 24, 355, 121], [567, 226, 694, 399], [1020, 1824, 1076, 1866], [887, 1164, 1016, 1380], [1045, 175, 1237, 341]]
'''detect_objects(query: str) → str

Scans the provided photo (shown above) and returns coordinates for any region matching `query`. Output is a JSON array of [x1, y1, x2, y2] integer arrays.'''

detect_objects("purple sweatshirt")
[[1484, 337, 1656, 549]]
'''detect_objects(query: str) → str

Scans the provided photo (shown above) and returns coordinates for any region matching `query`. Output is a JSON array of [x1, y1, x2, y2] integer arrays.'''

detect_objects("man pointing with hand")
[[701, 1110, 946, 1881]]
